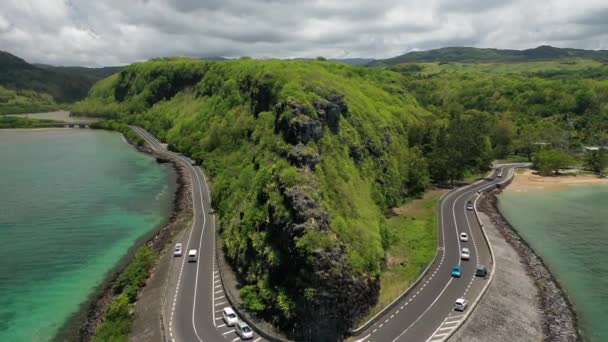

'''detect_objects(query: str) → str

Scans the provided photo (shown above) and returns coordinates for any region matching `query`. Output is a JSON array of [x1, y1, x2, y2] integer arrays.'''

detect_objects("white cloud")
[[0, 0, 606, 66]]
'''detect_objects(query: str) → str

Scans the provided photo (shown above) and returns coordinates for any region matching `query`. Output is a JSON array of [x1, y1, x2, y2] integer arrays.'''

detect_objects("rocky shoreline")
[[58, 133, 193, 341], [480, 190, 582, 342]]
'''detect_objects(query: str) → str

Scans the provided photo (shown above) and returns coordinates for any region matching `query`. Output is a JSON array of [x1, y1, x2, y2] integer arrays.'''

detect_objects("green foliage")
[[93, 294, 131, 342], [0, 50, 121, 103], [0, 86, 58, 114], [90, 119, 145, 146], [93, 246, 156, 341], [77, 55, 606, 337], [0, 114, 58, 128], [534, 148, 576, 176], [112, 246, 157, 302], [584, 149, 608, 176]]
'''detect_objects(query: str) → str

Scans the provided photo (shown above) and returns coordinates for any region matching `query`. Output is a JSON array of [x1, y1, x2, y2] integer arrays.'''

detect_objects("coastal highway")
[[354, 164, 524, 342], [130, 126, 265, 342]]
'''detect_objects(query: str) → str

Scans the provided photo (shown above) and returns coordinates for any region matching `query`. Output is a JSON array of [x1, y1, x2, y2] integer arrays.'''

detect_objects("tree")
[[533, 148, 575, 176], [585, 149, 608, 177], [492, 118, 515, 159]]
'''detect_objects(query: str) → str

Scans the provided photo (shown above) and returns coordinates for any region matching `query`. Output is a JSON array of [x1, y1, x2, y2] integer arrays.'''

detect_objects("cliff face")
[[73, 58, 431, 339]]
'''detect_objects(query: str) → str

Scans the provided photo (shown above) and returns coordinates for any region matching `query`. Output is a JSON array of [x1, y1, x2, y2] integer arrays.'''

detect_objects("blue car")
[[451, 265, 462, 277]]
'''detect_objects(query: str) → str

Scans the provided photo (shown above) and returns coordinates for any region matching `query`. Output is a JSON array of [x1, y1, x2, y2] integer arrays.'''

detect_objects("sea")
[[0, 128, 174, 341], [499, 185, 608, 341]]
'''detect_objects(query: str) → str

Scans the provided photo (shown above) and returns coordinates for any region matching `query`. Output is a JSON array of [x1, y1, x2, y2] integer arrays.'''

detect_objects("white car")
[[461, 248, 470, 260], [174, 243, 183, 257], [459, 232, 468, 242], [188, 249, 197, 262], [222, 307, 239, 327], [454, 298, 468, 311], [235, 321, 254, 340], [497, 170, 503, 178], [466, 202, 474, 211]]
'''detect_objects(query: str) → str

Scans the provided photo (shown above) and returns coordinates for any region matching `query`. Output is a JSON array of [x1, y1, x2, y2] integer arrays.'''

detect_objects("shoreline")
[[506, 169, 608, 192], [482, 188, 582, 341], [55, 130, 193, 341]]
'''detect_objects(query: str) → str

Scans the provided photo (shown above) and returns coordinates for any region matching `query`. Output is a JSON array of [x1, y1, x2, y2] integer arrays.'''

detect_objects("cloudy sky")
[[0, 0, 607, 66]]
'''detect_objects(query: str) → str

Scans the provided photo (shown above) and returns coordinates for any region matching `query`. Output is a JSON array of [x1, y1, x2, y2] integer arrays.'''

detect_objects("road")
[[132, 123, 522, 342], [354, 164, 524, 342], [130, 126, 265, 342]]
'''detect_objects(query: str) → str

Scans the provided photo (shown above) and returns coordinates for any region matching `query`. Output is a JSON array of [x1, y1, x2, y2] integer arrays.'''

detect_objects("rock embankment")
[[76, 134, 193, 341], [453, 191, 580, 342]]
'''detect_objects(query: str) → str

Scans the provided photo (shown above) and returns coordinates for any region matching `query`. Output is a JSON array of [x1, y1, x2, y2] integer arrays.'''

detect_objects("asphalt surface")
[[131, 127, 265, 342], [354, 165, 523, 342]]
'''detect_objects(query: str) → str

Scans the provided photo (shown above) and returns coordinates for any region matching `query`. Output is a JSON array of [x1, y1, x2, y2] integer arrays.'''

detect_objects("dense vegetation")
[[0, 113, 60, 128], [74, 57, 502, 339], [371, 45, 608, 66], [0, 50, 121, 104], [393, 59, 608, 175], [0, 85, 58, 114], [74, 55, 607, 338], [93, 246, 157, 342]]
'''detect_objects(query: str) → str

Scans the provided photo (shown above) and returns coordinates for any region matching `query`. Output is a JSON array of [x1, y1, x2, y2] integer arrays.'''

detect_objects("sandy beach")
[[506, 169, 608, 192]]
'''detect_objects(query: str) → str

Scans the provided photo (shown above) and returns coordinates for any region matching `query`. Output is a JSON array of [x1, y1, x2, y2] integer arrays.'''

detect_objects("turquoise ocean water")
[[499, 185, 608, 342], [0, 129, 174, 341]]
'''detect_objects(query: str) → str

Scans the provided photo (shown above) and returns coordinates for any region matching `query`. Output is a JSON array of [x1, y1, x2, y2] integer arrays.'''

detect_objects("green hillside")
[[0, 51, 121, 104], [371, 45, 608, 66], [0, 85, 58, 115], [74, 58, 500, 339]]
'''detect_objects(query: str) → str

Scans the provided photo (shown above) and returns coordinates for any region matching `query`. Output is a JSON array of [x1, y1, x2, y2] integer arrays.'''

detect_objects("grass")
[[361, 189, 446, 321]]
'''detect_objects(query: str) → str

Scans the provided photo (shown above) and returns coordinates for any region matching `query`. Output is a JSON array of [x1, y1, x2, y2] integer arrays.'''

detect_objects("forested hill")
[[371, 45, 608, 65], [0, 50, 121, 103], [73, 58, 503, 339]]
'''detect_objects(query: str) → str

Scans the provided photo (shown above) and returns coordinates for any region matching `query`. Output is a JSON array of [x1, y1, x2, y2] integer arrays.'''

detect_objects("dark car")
[[475, 264, 488, 278]]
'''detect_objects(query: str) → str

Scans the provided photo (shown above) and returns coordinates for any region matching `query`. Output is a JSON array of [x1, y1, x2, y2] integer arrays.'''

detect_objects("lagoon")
[[0, 129, 174, 341], [499, 185, 608, 342]]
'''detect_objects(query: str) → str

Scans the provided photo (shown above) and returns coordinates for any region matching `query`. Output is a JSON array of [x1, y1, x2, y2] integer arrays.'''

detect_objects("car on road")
[[475, 264, 488, 277], [188, 249, 197, 262], [497, 170, 503, 178], [466, 202, 474, 211], [461, 248, 470, 260], [235, 321, 254, 340], [460, 232, 468, 242], [454, 298, 468, 311], [174, 243, 183, 257], [222, 307, 239, 327], [451, 265, 462, 277]]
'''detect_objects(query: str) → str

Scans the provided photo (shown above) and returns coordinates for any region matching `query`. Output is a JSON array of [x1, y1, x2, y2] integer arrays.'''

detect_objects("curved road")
[[131, 127, 265, 342], [133, 123, 522, 342], [354, 164, 524, 342]]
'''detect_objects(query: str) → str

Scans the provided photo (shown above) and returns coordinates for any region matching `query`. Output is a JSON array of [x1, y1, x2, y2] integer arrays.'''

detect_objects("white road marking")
[[215, 301, 227, 306], [136, 127, 201, 342], [232, 338, 241, 342], [223, 329, 236, 335], [253, 338, 262, 342], [217, 323, 226, 328]]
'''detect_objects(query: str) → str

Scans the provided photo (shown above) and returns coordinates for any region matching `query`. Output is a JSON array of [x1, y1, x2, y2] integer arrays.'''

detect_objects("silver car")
[[236, 321, 253, 340]]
